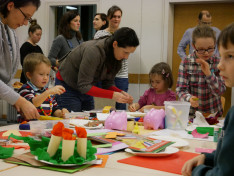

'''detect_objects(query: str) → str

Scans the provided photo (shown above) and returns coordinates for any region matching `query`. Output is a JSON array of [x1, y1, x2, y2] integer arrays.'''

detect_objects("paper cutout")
[[192, 129, 209, 138], [118, 151, 199, 174], [92, 155, 109, 168], [2, 130, 22, 137], [195, 148, 215, 153]]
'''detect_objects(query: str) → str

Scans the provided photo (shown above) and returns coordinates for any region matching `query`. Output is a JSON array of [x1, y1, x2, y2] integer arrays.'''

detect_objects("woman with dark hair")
[[94, 5, 130, 110], [93, 13, 108, 31], [48, 10, 83, 70], [55, 27, 139, 112], [20, 19, 43, 84], [0, 0, 41, 120]]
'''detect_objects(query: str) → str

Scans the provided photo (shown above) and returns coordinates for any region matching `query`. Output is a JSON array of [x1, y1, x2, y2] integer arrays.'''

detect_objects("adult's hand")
[[112, 92, 133, 104], [121, 91, 133, 104], [181, 154, 205, 176], [14, 96, 40, 120]]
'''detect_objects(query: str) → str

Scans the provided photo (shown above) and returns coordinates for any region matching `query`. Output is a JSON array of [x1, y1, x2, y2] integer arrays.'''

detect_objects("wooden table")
[[0, 124, 217, 176]]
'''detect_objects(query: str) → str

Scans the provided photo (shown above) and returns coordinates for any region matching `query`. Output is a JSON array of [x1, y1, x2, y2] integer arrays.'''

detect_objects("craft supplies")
[[76, 127, 87, 159], [47, 122, 64, 157], [164, 101, 190, 130], [19, 121, 30, 130], [213, 127, 220, 142]]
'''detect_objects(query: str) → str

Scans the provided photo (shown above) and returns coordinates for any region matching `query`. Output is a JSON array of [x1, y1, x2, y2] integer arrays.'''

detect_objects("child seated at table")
[[128, 62, 176, 112], [182, 22, 234, 176], [176, 25, 226, 122], [18, 53, 69, 122]]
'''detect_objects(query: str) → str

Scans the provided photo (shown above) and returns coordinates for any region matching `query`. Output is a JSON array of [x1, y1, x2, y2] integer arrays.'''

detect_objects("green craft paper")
[[5, 160, 92, 173], [0, 146, 14, 159], [10, 135, 98, 165]]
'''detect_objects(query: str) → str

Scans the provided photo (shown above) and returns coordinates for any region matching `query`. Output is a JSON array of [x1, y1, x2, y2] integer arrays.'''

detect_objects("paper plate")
[[35, 156, 97, 166], [126, 112, 146, 117], [70, 119, 103, 129], [125, 147, 179, 157], [148, 135, 189, 148]]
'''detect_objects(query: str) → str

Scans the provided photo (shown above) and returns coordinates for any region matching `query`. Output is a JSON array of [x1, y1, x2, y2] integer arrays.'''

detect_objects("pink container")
[[104, 111, 127, 130], [144, 108, 165, 130]]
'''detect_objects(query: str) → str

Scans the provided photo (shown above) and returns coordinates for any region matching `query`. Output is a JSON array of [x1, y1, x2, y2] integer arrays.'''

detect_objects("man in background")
[[177, 10, 220, 59]]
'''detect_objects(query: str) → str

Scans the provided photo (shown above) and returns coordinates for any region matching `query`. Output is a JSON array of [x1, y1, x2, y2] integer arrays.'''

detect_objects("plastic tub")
[[164, 101, 191, 130]]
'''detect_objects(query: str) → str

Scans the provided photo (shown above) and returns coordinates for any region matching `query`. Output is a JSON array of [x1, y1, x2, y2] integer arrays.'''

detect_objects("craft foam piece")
[[47, 134, 62, 157], [62, 139, 75, 162], [144, 109, 165, 130], [77, 137, 87, 159], [102, 106, 112, 113], [2, 130, 22, 137], [104, 111, 127, 130], [118, 151, 199, 175]]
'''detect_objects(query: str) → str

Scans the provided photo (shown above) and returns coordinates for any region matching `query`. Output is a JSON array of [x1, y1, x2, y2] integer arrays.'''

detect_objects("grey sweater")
[[48, 33, 82, 66], [59, 37, 118, 94], [0, 19, 20, 105]]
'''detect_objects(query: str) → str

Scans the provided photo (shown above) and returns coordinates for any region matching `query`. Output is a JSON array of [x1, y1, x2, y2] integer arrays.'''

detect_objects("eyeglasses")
[[195, 47, 215, 54], [18, 8, 32, 23]]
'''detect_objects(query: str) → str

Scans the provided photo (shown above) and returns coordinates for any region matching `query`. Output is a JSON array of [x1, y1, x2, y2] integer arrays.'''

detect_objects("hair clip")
[[166, 73, 169, 77], [162, 69, 165, 75]]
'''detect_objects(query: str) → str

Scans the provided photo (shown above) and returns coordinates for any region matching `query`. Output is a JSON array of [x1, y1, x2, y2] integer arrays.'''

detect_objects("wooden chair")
[[221, 96, 225, 112]]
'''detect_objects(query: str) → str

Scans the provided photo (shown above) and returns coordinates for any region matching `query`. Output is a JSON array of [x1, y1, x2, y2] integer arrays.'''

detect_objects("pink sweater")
[[138, 88, 176, 108]]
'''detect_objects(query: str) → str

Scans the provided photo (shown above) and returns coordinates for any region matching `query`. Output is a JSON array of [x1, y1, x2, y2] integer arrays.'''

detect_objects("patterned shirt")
[[176, 52, 226, 117], [138, 88, 176, 108], [17, 82, 59, 122]]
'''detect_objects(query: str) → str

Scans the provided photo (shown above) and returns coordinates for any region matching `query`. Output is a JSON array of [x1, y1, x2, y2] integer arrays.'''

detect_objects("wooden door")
[[172, 3, 234, 116]]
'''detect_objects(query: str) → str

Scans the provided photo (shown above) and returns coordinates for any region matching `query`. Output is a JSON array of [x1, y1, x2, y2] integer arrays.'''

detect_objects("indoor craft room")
[[1, 0, 234, 176]]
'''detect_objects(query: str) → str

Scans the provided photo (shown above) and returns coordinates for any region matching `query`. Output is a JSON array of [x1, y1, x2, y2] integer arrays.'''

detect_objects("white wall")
[[15, 0, 233, 104]]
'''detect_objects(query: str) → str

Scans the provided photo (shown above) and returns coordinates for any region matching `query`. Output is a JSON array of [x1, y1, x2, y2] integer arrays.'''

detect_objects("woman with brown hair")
[[48, 10, 83, 70], [20, 19, 43, 84], [0, 0, 41, 120]]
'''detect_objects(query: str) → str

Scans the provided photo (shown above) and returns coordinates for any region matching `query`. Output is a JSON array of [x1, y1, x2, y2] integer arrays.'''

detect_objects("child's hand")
[[128, 103, 140, 112], [190, 96, 199, 108], [48, 85, 65, 95], [139, 105, 154, 112], [181, 154, 205, 176], [196, 58, 211, 76], [61, 108, 69, 118]]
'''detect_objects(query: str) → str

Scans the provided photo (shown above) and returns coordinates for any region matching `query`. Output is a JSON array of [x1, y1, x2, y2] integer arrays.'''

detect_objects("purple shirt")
[[138, 88, 176, 108]]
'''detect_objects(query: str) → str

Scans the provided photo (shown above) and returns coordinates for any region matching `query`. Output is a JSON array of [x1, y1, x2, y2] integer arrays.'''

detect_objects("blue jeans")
[[55, 78, 94, 112], [114, 77, 129, 110]]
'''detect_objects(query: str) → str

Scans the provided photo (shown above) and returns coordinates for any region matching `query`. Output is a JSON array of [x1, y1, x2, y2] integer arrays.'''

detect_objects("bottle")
[[213, 127, 220, 142]]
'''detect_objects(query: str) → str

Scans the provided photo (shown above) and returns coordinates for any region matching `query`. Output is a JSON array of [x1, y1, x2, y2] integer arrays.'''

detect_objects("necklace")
[[39, 95, 53, 116]]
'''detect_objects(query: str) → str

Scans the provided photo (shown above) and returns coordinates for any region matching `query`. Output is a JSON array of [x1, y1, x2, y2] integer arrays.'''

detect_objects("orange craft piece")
[[75, 126, 87, 138], [51, 122, 64, 136], [20, 121, 28, 124], [62, 128, 75, 140]]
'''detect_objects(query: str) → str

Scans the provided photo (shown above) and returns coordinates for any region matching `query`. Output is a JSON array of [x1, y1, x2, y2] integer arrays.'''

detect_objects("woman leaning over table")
[[55, 27, 139, 112], [0, 0, 41, 119]]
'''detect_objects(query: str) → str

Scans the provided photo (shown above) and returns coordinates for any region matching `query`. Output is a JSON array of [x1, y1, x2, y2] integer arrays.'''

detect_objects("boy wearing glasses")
[[177, 10, 221, 60], [176, 25, 225, 123]]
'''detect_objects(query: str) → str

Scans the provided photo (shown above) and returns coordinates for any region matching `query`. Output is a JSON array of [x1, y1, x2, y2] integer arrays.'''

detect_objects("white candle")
[[77, 137, 87, 159], [47, 134, 62, 157], [61, 139, 75, 162]]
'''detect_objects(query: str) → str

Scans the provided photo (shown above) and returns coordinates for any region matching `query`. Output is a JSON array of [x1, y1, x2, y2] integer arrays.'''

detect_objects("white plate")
[[126, 112, 146, 117], [35, 156, 97, 166], [125, 147, 179, 157], [148, 135, 189, 148], [69, 119, 103, 129]]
